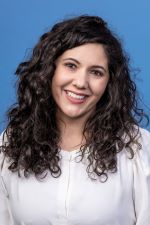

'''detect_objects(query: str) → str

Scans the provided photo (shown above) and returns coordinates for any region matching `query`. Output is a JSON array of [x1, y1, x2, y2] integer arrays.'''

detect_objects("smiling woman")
[[0, 15, 150, 225], [52, 43, 109, 150], [52, 43, 109, 130]]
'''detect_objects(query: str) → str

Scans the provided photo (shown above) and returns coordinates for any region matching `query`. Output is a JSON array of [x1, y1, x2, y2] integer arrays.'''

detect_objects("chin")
[[62, 110, 84, 119]]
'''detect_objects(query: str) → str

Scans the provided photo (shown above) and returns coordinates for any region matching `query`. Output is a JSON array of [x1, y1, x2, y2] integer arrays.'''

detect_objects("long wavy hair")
[[1, 15, 148, 181]]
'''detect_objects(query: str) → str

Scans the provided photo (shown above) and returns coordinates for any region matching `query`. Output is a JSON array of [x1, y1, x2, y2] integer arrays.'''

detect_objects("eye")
[[64, 62, 77, 70], [90, 69, 103, 77]]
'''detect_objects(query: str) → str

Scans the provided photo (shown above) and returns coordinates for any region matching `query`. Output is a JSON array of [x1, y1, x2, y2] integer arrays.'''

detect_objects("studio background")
[[0, 0, 150, 132]]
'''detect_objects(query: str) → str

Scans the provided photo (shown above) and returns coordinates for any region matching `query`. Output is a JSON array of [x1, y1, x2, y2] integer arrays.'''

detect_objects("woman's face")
[[52, 43, 109, 122]]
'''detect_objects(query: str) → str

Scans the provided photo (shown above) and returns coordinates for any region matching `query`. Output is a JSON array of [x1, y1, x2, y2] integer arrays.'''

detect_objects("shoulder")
[[0, 130, 4, 144], [0, 130, 7, 146], [123, 126, 150, 155], [138, 126, 150, 140], [137, 127, 150, 151], [0, 130, 8, 173], [133, 127, 150, 174]]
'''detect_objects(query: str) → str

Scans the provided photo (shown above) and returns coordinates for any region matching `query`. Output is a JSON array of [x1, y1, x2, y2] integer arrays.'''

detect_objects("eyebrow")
[[62, 58, 107, 73]]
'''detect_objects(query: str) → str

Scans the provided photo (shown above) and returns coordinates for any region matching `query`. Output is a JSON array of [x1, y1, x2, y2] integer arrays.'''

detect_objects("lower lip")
[[65, 91, 87, 104]]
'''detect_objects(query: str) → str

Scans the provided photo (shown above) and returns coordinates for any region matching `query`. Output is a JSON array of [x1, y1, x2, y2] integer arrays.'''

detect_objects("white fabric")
[[0, 127, 150, 225]]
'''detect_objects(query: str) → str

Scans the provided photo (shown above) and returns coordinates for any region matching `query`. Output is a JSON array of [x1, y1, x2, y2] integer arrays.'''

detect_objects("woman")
[[0, 15, 150, 225]]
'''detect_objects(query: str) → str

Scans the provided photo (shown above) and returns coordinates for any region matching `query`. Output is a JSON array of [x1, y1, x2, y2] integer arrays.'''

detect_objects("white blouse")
[[0, 127, 150, 225]]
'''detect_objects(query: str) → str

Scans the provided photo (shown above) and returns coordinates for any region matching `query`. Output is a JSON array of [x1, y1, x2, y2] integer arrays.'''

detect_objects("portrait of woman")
[[0, 15, 150, 225]]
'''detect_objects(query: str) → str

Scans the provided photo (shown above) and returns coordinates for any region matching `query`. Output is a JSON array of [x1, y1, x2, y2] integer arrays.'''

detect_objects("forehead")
[[57, 43, 108, 66]]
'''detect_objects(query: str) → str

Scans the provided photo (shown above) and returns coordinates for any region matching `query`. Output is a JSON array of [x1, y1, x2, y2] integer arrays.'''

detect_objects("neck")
[[56, 114, 88, 151]]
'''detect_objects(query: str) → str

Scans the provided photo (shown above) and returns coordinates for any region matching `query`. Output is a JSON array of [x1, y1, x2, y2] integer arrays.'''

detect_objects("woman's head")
[[3, 15, 145, 180], [16, 15, 133, 119], [52, 43, 109, 123]]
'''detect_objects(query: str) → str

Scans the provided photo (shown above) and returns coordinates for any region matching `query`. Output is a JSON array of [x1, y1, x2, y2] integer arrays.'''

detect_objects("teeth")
[[66, 91, 86, 100]]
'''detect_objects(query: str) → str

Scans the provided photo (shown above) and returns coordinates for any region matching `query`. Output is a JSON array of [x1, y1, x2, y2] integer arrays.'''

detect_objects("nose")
[[72, 70, 88, 89]]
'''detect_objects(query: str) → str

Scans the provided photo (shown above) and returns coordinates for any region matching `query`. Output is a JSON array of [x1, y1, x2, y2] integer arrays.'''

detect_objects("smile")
[[66, 91, 87, 100]]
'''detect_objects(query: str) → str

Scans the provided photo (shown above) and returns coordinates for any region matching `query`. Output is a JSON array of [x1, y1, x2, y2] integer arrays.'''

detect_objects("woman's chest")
[[4, 155, 135, 225]]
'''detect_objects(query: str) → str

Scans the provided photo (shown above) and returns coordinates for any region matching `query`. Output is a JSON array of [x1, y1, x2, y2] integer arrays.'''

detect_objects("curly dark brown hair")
[[1, 15, 148, 181]]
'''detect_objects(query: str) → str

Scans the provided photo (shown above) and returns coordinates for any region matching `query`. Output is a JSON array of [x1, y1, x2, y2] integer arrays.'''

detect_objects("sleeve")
[[0, 131, 13, 225], [133, 128, 150, 225]]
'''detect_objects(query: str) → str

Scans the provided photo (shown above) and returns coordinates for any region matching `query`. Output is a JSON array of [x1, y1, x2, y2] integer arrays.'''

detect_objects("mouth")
[[66, 90, 87, 99], [65, 90, 89, 103]]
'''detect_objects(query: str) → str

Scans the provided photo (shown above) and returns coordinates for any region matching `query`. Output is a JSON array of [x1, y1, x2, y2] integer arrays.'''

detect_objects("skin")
[[52, 43, 109, 150]]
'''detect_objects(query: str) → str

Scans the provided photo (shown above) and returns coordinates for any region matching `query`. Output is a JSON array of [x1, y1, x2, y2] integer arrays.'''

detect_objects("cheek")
[[51, 73, 69, 100], [92, 79, 109, 97], [51, 77, 56, 94], [51, 74, 62, 93], [52, 70, 71, 88], [51, 76, 60, 101]]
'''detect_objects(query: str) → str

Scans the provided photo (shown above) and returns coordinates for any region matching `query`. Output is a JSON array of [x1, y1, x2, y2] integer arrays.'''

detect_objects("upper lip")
[[65, 90, 90, 96]]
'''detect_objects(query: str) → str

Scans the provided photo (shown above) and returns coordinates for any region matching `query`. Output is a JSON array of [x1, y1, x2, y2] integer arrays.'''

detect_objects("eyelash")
[[90, 70, 103, 77], [64, 63, 77, 70], [64, 63, 104, 77]]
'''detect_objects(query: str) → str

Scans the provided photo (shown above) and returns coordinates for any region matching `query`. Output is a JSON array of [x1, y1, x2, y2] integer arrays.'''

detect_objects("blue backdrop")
[[0, 0, 150, 132]]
